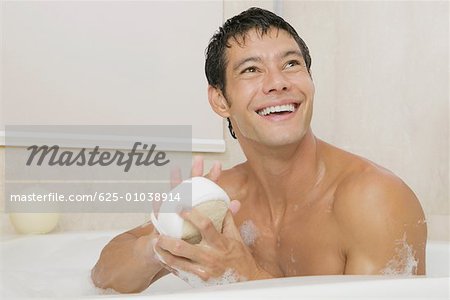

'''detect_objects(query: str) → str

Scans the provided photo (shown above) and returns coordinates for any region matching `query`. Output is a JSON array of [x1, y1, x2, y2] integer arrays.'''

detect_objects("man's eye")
[[242, 67, 257, 73], [285, 60, 301, 68]]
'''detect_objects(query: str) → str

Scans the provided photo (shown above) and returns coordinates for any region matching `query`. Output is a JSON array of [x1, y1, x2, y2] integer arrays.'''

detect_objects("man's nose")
[[262, 69, 291, 94]]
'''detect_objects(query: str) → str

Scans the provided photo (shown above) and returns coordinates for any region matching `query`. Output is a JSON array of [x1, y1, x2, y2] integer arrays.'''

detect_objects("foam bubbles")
[[175, 268, 240, 288], [381, 233, 418, 275], [239, 219, 259, 246], [290, 249, 297, 263]]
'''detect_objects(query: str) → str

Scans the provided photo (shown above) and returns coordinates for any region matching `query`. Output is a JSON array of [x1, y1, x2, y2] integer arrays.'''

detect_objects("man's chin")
[[257, 134, 306, 148]]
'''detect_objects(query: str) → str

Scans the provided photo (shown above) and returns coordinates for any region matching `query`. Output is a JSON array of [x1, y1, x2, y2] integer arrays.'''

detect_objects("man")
[[91, 7, 427, 293]]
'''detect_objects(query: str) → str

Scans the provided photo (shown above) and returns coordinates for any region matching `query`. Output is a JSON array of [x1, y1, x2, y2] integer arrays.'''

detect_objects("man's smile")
[[255, 101, 301, 121]]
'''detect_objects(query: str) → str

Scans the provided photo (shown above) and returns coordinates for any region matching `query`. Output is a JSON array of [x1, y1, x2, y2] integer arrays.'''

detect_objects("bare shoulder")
[[333, 158, 425, 234], [215, 162, 249, 201], [329, 150, 427, 274]]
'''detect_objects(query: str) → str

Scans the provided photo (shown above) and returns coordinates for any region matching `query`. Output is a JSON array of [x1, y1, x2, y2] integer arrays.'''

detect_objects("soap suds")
[[284, 248, 298, 276], [239, 220, 259, 246], [96, 286, 120, 295], [314, 160, 326, 187], [417, 219, 427, 225], [175, 268, 241, 288], [290, 248, 297, 263], [381, 233, 418, 275]]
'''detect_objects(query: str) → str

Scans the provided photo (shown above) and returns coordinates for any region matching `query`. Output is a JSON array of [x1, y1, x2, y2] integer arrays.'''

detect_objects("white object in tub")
[[150, 176, 230, 241], [0, 231, 448, 299], [9, 213, 60, 234]]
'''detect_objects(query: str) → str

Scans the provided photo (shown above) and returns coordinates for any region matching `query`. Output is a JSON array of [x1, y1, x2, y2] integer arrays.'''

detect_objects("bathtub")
[[1, 230, 449, 299]]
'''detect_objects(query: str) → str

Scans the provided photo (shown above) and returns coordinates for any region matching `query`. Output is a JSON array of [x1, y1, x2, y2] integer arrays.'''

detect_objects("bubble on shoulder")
[[239, 219, 260, 246], [381, 233, 418, 275]]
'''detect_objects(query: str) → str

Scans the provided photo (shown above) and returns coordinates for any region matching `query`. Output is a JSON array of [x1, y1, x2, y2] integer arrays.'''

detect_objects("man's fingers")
[[228, 200, 241, 215], [170, 166, 182, 189], [206, 161, 222, 182], [191, 156, 204, 177], [154, 243, 191, 271], [180, 208, 222, 246], [154, 236, 210, 281], [156, 235, 202, 262], [222, 210, 243, 241]]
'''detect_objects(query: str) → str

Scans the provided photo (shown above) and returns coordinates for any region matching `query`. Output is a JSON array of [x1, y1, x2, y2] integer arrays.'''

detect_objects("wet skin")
[[91, 28, 427, 293]]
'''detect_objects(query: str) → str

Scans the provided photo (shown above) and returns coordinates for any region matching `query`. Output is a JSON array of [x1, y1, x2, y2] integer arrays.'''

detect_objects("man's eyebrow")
[[232, 56, 262, 72], [232, 50, 305, 72], [281, 50, 304, 59]]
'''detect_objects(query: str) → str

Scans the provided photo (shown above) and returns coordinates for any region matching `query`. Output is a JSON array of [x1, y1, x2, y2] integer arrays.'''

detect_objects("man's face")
[[222, 27, 315, 148]]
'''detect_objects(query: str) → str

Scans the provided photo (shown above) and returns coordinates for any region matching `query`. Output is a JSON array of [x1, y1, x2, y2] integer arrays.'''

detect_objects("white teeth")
[[257, 104, 295, 116]]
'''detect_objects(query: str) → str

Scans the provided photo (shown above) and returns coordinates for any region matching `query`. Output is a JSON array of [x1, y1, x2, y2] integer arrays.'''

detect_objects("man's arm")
[[91, 156, 224, 293], [334, 169, 427, 275], [91, 222, 169, 293]]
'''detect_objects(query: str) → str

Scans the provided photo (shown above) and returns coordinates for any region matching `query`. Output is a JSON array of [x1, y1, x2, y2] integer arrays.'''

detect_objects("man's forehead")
[[224, 27, 302, 62], [226, 27, 292, 48]]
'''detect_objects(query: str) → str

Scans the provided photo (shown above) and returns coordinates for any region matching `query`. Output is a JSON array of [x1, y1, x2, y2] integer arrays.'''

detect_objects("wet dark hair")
[[205, 7, 312, 94], [205, 7, 312, 139]]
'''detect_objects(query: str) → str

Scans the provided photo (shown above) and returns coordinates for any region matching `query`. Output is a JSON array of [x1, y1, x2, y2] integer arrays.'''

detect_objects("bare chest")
[[236, 205, 346, 277]]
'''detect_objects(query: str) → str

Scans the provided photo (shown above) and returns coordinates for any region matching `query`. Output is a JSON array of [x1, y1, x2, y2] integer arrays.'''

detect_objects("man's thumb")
[[228, 199, 241, 215], [222, 210, 242, 240]]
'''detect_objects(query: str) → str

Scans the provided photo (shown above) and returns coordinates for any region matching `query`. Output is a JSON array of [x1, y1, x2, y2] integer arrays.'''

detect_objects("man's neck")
[[240, 129, 325, 223]]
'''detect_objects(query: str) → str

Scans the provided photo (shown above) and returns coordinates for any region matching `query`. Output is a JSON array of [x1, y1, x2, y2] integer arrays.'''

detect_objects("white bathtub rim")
[[29, 276, 450, 300]]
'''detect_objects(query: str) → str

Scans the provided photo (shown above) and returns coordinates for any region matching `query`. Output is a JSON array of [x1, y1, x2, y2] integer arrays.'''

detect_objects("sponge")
[[151, 177, 230, 244]]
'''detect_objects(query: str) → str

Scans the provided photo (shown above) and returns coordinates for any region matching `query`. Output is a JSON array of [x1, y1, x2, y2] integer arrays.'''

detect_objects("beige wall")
[[281, 1, 449, 240], [2, 1, 449, 240]]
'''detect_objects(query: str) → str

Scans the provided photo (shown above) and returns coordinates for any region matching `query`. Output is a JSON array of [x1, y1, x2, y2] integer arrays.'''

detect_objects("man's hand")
[[153, 156, 272, 283], [153, 206, 270, 282]]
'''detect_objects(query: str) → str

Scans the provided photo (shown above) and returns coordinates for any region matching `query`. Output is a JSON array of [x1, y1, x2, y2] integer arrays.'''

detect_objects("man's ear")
[[208, 85, 230, 118]]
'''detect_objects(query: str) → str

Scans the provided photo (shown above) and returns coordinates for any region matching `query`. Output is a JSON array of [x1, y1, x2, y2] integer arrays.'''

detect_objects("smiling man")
[[91, 7, 427, 293]]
